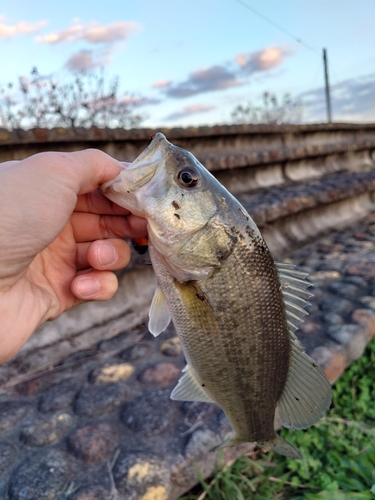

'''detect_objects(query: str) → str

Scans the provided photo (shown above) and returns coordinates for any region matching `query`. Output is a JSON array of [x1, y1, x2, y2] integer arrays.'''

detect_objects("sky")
[[0, 0, 374, 128]]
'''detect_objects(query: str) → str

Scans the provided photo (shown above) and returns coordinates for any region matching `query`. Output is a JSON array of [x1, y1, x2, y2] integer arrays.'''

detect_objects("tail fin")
[[259, 434, 301, 459], [210, 433, 301, 460]]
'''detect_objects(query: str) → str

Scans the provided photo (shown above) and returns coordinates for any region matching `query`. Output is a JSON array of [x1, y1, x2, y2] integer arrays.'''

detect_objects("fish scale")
[[100, 132, 332, 459]]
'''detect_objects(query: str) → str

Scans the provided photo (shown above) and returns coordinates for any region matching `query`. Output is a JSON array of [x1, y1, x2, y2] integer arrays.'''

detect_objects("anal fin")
[[170, 364, 214, 403]]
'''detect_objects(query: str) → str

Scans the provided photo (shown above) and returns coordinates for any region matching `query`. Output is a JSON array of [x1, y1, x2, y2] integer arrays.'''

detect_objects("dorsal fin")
[[276, 262, 313, 339], [276, 262, 332, 429]]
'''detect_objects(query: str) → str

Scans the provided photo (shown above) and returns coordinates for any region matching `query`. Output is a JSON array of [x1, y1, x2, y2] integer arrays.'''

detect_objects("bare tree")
[[231, 91, 304, 125], [0, 67, 145, 130]]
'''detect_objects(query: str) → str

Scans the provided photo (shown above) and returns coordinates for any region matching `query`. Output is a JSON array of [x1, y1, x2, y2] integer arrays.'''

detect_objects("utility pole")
[[323, 48, 332, 123]]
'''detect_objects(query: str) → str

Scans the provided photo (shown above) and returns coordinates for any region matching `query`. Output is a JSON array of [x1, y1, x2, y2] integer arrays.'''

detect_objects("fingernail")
[[98, 242, 118, 266], [75, 278, 98, 298]]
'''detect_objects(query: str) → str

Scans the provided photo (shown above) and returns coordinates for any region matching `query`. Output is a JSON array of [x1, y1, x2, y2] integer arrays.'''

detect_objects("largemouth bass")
[[100, 133, 331, 459]]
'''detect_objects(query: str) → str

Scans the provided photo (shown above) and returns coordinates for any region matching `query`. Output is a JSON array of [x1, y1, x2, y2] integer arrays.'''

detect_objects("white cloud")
[[152, 80, 172, 89], [36, 20, 140, 45], [124, 96, 161, 107], [164, 65, 241, 98], [236, 46, 293, 73], [0, 16, 46, 38], [165, 103, 216, 120], [65, 49, 111, 71]]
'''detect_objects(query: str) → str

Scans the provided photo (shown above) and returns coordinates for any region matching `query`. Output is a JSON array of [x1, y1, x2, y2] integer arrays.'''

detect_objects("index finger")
[[32, 149, 126, 196], [72, 149, 124, 194], [71, 212, 147, 242], [75, 189, 131, 215]]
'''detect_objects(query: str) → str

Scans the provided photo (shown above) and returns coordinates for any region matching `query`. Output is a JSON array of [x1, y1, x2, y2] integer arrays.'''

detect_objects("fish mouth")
[[101, 133, 169, 196], [129, 132, 170, 171]]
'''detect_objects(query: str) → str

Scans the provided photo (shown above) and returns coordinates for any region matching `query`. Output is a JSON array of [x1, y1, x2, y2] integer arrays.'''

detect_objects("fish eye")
[[177, 168, 199, 188]]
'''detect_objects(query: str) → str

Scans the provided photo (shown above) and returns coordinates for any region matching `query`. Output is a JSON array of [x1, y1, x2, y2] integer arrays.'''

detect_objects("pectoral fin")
[[171, 364, 214, 403], [148, 286, 171, 336]]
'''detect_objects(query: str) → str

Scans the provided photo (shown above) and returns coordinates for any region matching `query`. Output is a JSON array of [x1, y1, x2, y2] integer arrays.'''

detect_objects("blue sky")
[[1, 0, 374, 128]]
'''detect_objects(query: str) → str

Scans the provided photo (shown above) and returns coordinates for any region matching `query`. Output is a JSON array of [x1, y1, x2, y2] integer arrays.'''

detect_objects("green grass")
[[181, 338, 375, 499]]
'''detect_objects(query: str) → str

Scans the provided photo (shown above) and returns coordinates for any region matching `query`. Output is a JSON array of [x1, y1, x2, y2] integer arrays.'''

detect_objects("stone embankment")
[[0, 123, 374, 499]]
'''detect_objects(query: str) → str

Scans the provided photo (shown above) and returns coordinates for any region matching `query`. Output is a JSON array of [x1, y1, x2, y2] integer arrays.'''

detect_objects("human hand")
[[0, 149, 147, 363]]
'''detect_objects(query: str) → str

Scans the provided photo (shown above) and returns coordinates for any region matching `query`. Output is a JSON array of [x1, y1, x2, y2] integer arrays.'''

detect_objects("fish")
[[100, 132, 332, 459]]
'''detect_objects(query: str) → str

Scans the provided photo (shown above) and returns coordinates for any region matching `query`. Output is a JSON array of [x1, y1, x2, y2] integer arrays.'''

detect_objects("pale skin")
[[0, 149, 147, 363]]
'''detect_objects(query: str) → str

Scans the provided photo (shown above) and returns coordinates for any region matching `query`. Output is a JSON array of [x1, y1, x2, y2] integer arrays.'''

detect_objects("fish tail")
[[210, 433, 301, 459], [259, 434, 301, 459]]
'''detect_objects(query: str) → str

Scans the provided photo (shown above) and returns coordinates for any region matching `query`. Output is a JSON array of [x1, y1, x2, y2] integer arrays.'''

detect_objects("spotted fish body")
[[100, 133, 331, 458]]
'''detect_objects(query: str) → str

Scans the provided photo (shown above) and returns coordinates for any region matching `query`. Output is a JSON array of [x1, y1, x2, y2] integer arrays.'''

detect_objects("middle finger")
[[75, 190, 131, 215], [71, 212, 147, 243], [76, 239, 131, 271]]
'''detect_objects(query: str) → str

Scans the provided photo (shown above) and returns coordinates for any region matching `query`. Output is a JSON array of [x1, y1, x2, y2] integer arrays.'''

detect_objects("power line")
[[234, 0, 320, 55]]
